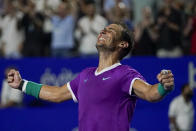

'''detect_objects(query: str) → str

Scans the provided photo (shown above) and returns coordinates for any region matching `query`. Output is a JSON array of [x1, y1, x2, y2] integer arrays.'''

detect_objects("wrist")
[[18, 80, 24, 91], [158, 83, 172, 96], [18, 79, 43, 99], [18, 79, 28, 92]]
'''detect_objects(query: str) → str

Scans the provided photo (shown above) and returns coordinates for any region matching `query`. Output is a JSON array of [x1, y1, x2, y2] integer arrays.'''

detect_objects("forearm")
[[7, 70, 72, 103], [146, 84, 164, 102], [167, 22, 179, 31], [20, 80, 72, 103], [133, 79, 172, 102], [147, 70, 174, 102], [0, 101, 18, 108], [39, 85, 72, 103], [169, 117, 180, 131]]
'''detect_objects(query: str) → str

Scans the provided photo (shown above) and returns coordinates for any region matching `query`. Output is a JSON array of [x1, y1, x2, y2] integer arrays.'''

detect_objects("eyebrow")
[[107, 27, 116, 33], [108, 27, 115, 30]]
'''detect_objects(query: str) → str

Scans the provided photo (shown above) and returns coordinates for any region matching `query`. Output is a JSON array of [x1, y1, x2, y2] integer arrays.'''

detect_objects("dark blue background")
[[0, 57, 195, 131]]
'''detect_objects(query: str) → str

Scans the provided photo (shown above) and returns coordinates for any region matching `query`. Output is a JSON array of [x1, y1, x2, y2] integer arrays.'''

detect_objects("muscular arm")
[[39, 84, 72, 103], [133, 70, 174, 102], [7, 69, 73, 103], [133, 80, 163, 102]]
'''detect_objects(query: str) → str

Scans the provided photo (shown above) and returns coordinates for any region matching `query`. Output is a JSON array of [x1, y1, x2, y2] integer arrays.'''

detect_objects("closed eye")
[[108, 28, 116, 33]]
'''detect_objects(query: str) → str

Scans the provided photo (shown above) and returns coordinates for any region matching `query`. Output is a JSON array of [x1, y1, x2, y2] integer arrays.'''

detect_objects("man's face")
[[96, 24, 122, 51], [58, 4, 67, 18], [183, 85, 194, 100], [85, 4, 95, 17]]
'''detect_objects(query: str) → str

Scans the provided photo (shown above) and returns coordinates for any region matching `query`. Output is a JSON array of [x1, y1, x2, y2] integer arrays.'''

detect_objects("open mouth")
[[99, 37, 106, 41], [98, 34, 107, 43]]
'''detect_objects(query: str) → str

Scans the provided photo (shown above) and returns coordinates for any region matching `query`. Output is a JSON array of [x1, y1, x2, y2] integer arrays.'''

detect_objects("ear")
[[118, 41, 129, 49]]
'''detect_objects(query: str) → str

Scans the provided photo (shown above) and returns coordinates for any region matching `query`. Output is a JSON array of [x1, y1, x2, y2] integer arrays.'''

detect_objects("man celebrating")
[[7, 23, 174, 131]]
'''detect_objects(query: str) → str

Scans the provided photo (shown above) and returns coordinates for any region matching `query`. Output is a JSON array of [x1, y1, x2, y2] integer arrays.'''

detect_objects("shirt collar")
[[95, 63, 121, 76]]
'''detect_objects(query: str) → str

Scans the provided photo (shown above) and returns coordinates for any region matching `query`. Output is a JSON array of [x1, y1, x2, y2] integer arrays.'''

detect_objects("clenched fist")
[[157, 70, 174, 91], [7, 69, 22, 89]]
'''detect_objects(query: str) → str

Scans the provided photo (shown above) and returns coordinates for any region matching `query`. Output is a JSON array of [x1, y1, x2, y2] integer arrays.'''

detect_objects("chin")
[[97, 41, 105, 45], [96, 43, 105, 50], [96, 43, 116, 52], [96, 43, 102, 48]]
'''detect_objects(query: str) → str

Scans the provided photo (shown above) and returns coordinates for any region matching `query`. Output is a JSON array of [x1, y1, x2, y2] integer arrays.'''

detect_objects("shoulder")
[[118, 65, 146, 81], [80, 67, 96, 74], [78, 17, 88, 25], [95, 14, 107, 23], [2, 79, 8, 87], [16, 11, 24, 19], [1, 15, 9, 23], [170, 95, 182, 106], [119, 65, 141, 75], [66, 15, 75, 22], [51, 16, 59, 22], [79, 16, 88, 22], [95, 14, 106, 20]]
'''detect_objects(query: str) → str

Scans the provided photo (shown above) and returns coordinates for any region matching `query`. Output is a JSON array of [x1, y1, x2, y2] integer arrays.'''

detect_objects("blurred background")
[[0, 0, 195, 131]]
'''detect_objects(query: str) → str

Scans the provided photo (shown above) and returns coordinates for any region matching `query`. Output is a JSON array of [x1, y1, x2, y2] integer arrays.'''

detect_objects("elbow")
[[50, 89, 71, 103], [147, 99, 160, 103], [51, 97, 64, 103], [48, 92, 65, 103], [146, 95, 162, 103], [39, 86, 69, 103]]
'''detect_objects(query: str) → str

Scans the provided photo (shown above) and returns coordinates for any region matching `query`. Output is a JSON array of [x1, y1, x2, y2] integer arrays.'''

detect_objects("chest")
[[78, 74, 122, 103], [176, 100, 194, 115]]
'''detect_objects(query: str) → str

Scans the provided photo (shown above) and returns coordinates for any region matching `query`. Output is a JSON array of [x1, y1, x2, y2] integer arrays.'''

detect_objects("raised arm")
[[39, 84, 72, 102], [7, 69, 72, 103], [133, 70, 174, 102]]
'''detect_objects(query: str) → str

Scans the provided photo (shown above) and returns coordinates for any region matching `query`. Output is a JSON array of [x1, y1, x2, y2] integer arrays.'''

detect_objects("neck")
[[97, 51, 120, 72], [59, 13, 67, 19], [88, 14, 95, 20]]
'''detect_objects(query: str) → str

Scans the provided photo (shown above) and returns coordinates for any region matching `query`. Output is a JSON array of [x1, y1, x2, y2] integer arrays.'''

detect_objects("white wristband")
[[22, 79, 28, 93]]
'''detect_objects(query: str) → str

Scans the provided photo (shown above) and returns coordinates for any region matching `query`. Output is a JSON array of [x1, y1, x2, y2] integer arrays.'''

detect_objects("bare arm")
[[169, 117, 180, 131], [183, 17, 193, 37], [133, 70, 174, 102], [0, 101, 19, 108], [133, 80, 162, 102], [39, 84, 72, 103], [7, 69, 73, 103]]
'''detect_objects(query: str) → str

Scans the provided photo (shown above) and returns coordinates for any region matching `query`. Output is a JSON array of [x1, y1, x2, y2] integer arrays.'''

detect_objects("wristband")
[[158, 83, 170, 96], [18, 80, 24, 91], [20, 80, 43, 99]]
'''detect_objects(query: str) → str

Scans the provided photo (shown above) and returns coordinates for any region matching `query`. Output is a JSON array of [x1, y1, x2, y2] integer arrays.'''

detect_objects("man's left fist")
[[157, 70, 174, 91]]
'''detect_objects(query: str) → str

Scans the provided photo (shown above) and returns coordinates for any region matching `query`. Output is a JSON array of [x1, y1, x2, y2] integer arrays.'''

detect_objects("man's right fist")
[[7, 69, 22, 89]]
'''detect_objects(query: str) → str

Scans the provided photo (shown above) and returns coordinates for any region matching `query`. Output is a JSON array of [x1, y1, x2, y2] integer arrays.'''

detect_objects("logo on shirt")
[[102, 77, 111, 81], [84, 79, 88, 83]]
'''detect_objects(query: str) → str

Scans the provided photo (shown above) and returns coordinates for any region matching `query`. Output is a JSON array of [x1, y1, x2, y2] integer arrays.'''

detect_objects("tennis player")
[[7, 23, 174, 131]]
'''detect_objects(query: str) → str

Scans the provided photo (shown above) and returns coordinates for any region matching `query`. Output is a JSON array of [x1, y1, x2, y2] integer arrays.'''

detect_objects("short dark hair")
[[84, 0, 95, 5], [116, 23, 134, 60]]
